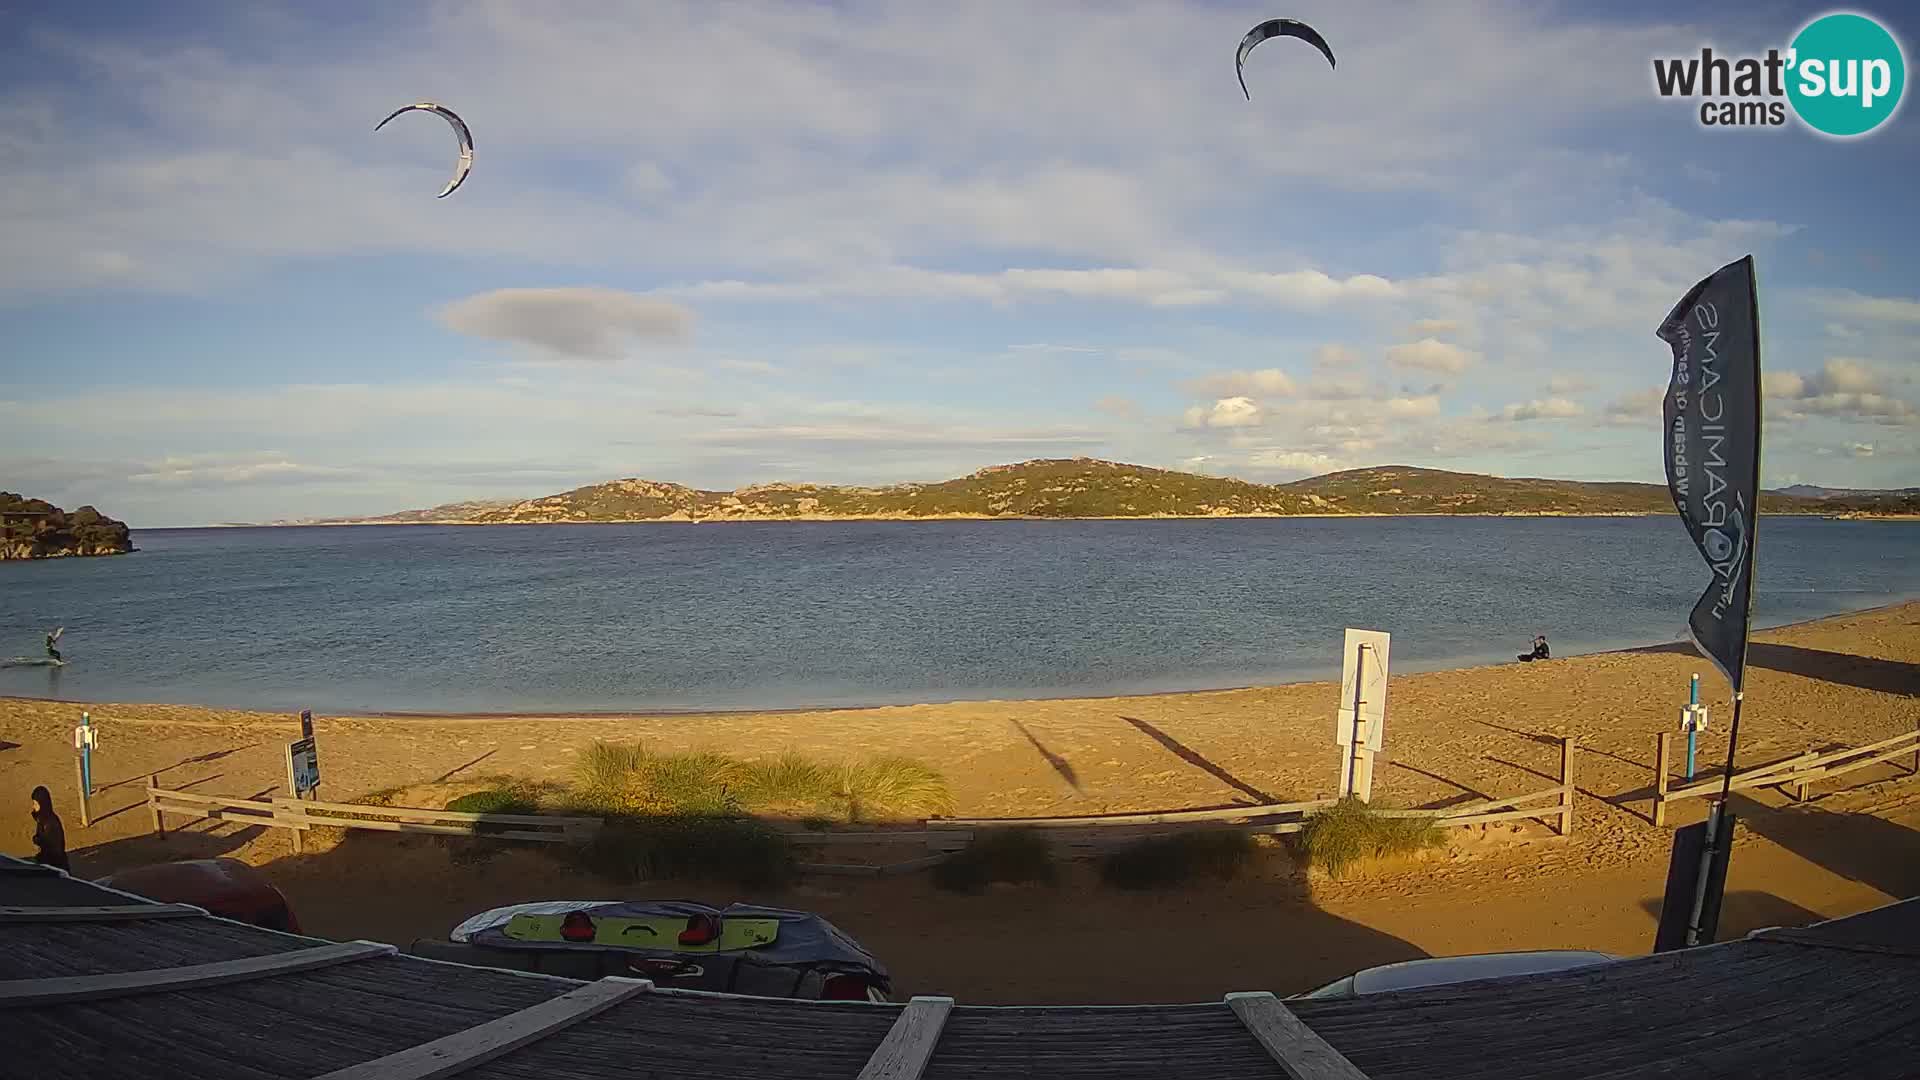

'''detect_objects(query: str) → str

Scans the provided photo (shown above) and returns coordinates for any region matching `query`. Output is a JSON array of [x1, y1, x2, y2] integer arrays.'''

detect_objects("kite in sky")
[[375, 102, 474, 199], [1235, 19, 1336, 100]]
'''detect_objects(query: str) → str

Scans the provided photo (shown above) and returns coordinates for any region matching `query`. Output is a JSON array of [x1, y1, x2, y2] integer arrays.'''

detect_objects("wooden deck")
[[4, 855, 1919, 1079]]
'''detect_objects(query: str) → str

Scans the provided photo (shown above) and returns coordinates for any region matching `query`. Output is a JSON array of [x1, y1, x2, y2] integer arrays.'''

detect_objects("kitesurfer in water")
[[1517, 635, 1550, 663], [44, 628, 62, 664]]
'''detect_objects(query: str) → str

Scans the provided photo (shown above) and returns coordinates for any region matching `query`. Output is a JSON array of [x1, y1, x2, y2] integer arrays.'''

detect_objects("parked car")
[[95, 858, 301, 933], [1297, 950, 1619, 999], [409, 900, 892, 1002]]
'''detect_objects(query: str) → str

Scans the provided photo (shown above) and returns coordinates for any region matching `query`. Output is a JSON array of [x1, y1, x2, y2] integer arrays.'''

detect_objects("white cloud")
[[1809, 290, 1920, 326], [1600, 387, 1664, 428], [1094, 395, 1139, 417], [1544, 374, 1594, 395], [1192, 369, 1298, 398], [437, 287, 695, 361], [1387, 395, 1443, 418], [1495, 397, 1584, 422], [123, 454, 363, 488], [1313, 344, 1363, 369], [1766, 358, 1918, 426], [1183, 396, 1264, 429], [1406, 318, 1462, 337], [1247, 449, 1343, 474], [1385, 338, 1480, 373]]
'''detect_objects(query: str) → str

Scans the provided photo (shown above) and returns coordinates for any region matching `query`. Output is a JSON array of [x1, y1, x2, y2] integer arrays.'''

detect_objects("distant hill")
[[1, 493, 134, 559], [300, 459, 1920, 525], [1776, 483, 1920, 500]]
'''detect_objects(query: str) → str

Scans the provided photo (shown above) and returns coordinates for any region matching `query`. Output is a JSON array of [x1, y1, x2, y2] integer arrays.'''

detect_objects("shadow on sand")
[[1632, 640, 1919, 696], [67, 810, 1428, 1005], [1726, 792, 1920, 900], [1118, 716, 1274, 804], [1637, 890, 1826, 943], [1009, 719, 1082, 793]]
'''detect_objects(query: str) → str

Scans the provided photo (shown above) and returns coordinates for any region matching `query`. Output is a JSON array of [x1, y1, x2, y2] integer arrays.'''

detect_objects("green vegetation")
[[1097, 830, 1256, 890], [1, 493, 133, 560], [343, 459, 1915, 526], [572, 741, 952, 823], [1293, 798, 1446, 879], [931, 828, 1057, 893]]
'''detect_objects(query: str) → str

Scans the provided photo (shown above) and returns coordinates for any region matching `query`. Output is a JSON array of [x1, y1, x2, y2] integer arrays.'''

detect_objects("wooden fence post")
[[1795, 744, 1814, 802], [148, 775, 164, 837], [1559, 738, 1575, 837], [1654, 732, 1671, 828]]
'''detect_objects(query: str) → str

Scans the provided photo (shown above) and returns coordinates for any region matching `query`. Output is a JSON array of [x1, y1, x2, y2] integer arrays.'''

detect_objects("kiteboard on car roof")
[[409, 900, 892, 1002]]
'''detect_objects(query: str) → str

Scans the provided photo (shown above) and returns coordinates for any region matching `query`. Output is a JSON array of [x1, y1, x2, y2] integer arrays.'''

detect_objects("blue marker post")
[[1686, 675, 1699, 781], [80, 711, 93, 795]]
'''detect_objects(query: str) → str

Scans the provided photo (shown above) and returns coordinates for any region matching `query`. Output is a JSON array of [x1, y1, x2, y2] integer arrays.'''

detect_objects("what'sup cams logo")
[[1653, 11, 1907, 136]]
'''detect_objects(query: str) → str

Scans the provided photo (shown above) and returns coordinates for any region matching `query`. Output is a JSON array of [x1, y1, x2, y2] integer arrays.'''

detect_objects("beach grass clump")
[[572, 741, 951, 824], [1294, 797, 1446, 879], [931, 828, 1056, 893], [573, 813, 793, 890], [1098, 829, 1256, 890], [830, 757, 955, 823]]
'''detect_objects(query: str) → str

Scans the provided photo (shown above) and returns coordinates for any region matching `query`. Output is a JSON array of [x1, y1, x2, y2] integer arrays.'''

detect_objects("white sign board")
[[73, 726, 98, 751], [287, 737, 320, 795], [1335, 628, 1391, 752]]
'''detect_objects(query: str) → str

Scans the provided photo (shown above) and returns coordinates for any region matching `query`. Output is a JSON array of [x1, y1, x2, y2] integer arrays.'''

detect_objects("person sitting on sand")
[[44, 627, 63, 663], [29, 785, 69, 871], [1517, 635, 1550, 663]]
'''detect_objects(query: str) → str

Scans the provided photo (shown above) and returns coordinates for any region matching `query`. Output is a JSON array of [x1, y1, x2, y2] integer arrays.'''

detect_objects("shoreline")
[[8, 598, 1914, 723], [141, 509, 1920, 530]]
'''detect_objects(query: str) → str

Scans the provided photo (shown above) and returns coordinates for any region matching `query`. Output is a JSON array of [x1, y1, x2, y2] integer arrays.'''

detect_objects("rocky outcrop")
[[1, 494, 134, 560]]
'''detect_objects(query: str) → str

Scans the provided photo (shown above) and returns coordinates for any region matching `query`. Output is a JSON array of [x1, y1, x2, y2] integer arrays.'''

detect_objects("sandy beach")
[[3, 602, 1917, 1003]]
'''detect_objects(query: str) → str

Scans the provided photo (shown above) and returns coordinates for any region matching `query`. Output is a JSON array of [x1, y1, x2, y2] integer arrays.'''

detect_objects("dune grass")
[[1294, 797, 1446, 879], [931, 828, 1056, 893], [572, 741, 953, 824], [1098, 829, 1256, 890]]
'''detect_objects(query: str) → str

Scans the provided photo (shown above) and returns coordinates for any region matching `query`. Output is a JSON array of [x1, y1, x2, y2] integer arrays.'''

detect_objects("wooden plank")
[[0, 940, 396, 1008], [1665, 732, 1919, 802], [0, 904, 205, 924], [1371, 786, 1568, 820], [271, 813, 571, 843], [1423, 806, 1564, 830], [781, 831, 954, 846], [934, 798, 1338, 829], [1787, 740, 1920, 789], [146, 788, 275, 810], [1560, 737, 1576, 838], [312, 976, 652, 1080], [1225, 992, 1370, 1080], [857, 996, 954, 1080], [280, 797, 600, 829]]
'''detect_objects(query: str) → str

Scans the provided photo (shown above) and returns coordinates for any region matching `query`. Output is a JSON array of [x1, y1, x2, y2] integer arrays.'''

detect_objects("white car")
[[1297, 950, 1619, 999]]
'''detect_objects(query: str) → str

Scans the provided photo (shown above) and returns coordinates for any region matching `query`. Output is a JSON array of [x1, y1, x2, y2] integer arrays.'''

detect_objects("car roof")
[[1349, 950, 1618, 994]]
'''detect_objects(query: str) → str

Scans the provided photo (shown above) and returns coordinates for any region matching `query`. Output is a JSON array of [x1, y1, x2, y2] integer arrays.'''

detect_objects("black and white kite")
[[1235, 18, 1336, 100], [375, 101, 474, 199]]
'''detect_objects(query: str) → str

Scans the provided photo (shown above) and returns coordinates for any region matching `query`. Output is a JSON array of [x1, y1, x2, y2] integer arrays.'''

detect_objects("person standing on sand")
[[29, 786, 69, 871]]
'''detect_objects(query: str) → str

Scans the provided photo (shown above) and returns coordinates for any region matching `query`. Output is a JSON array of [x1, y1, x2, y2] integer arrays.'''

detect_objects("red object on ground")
[[95, 858, 301, 933]]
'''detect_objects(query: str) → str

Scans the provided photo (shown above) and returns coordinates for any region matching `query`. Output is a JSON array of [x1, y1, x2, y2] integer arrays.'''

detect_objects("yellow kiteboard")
[[504, 913, 779, 953]]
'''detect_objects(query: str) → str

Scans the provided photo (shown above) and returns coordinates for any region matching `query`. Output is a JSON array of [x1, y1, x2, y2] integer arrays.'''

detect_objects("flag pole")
[[1685, 255, 1765, 947]]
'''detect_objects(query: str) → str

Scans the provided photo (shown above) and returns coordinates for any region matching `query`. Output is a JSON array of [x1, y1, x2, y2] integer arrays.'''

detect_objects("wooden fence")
[[144, 737, 1577, 870], [925, 738, 1578, 847], [1651, 728, 1920, 826], [147, 785, 602, 852]]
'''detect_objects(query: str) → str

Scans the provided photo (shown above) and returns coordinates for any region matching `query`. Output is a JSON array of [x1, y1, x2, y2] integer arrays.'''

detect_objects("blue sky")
[[1, 0, 1916, 527]]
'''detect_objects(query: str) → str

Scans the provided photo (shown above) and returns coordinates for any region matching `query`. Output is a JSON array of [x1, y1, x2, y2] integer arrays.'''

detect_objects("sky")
[[1, 0, 1916, 527]]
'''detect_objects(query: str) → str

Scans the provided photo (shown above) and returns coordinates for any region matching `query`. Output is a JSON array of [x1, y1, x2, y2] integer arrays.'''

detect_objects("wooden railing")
[[1651, 728, 1920, 826], [146, 785, 601, 849]]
